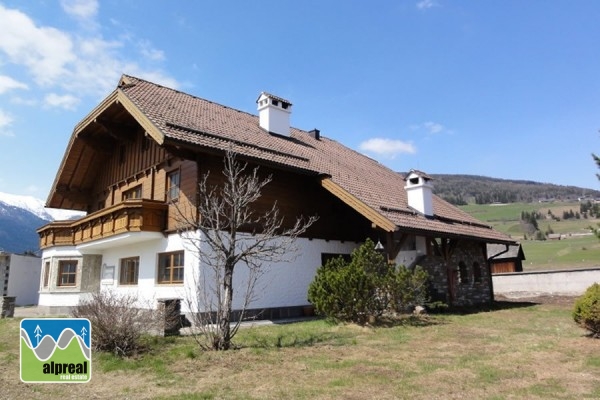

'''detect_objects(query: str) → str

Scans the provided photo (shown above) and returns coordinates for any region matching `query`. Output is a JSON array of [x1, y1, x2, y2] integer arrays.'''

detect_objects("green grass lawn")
[[460, 202, 600, 270], [520, 235, 600, 271], [2, 301, 599, 399]]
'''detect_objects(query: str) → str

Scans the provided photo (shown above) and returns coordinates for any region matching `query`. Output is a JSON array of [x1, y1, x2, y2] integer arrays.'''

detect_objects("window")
[[473, 262, 482, 283], [57, 260, 77, 287], [43, 261, 50, 288], [123, 185, 142, 200], [119, 257, 139, 285], [458, 261, 469, 284], [158, 251, 184, 284], [167, 170, 180, 201]]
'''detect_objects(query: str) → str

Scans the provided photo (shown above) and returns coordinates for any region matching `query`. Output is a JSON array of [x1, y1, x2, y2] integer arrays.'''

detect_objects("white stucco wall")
[[3, 254, 42, 306], [493, 268, 600, 297], [38, 231, 359, 313]]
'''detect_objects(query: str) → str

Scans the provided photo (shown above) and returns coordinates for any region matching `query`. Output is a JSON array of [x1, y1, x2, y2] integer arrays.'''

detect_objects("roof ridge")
[[121, 74, 316, 137]]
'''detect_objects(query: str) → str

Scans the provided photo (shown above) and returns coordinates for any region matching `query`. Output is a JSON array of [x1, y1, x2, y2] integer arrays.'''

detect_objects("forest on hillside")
[[429, 174, 600, 205]]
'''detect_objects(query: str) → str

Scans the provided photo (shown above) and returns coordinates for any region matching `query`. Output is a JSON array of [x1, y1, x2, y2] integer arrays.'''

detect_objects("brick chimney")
[[404, 170, 434, 216], [256, 92, 292, 136]]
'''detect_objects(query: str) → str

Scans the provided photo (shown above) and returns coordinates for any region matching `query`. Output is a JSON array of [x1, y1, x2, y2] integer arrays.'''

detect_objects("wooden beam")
[[116, 91, 165, 145], [320, 178, 396, 232]]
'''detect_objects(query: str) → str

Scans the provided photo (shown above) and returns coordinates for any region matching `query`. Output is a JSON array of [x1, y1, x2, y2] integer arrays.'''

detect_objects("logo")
[[20, 318, 91, 383]]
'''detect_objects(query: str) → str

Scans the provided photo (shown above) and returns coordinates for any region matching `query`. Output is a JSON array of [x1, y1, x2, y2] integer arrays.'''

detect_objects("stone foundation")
[[1, 296, 16, 318]]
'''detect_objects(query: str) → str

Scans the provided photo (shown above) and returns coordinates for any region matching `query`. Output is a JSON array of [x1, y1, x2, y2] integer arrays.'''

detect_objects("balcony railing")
[[38, 199, 168, 249]]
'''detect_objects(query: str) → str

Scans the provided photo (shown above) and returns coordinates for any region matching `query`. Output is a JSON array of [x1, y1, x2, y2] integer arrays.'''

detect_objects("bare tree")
[[175, 150, 317, 350]]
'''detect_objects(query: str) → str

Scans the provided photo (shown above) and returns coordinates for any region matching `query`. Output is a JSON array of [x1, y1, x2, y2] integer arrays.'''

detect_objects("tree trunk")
[[216, 263, 234, 350]]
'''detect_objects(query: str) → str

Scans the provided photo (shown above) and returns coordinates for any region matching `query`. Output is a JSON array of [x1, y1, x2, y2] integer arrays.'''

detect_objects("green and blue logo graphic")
[[20, 318, 91, 383]]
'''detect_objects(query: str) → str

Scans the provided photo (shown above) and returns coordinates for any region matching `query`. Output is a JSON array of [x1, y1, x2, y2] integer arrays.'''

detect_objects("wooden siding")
[[91, 133, 167, 212], [38, 200, 167, 249], [490, 261, 518, 274], [194, 155, 373, 241]]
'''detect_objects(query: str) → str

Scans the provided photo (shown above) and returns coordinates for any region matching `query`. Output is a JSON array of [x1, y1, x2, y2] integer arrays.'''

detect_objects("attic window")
[[409, 177, 419, 184], [281, 103, 289, 110], [272, 100, 279, 106]]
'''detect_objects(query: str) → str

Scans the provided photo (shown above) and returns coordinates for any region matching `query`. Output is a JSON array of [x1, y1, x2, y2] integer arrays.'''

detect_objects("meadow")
[[460, 202, 600, 271], [1, 299, 599, 399]]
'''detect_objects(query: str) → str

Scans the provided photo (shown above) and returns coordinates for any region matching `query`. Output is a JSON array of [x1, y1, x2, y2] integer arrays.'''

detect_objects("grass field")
[[1, 300, 599, 399], [460, 202, 600, 271]]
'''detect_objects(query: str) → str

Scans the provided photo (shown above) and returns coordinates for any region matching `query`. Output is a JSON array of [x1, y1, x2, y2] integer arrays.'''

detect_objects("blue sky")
[[1, 1, 600, 199]]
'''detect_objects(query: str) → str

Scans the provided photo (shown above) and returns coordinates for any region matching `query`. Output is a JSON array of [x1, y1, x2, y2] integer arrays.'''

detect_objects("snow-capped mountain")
[[0, 192, 85, 254], [0, 192, 84, 221]]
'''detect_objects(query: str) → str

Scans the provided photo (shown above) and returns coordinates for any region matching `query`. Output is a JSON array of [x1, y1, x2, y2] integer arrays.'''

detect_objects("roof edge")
[[321, 177, 397, 232]]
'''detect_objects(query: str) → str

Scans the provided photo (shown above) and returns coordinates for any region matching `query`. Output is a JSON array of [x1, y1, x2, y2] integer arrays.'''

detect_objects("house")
[[487, 243, 525, 274], [0, 251, 41, 306], [37, 75, 515, 317]]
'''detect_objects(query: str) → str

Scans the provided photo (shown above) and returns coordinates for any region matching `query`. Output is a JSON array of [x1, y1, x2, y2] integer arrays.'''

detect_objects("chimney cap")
[[404, 169, 433, 182], [256, 92, 292, 107]]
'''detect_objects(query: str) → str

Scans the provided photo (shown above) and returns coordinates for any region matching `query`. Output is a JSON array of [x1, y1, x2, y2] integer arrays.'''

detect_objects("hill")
[[429, 174, 600, 205]]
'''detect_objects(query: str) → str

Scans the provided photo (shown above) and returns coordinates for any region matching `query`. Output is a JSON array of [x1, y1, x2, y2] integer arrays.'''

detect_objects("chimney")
[[256, 92, 292, 136], [404, 170, 434, 216], [308, 128, 320, 140]]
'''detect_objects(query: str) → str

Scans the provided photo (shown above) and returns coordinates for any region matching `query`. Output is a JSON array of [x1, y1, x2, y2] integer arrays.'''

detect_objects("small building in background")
[[487, 243, 525, 274], [0, 251, 41, 306]]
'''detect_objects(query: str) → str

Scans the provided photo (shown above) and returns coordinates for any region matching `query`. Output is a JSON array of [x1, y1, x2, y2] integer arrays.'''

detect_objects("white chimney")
[[257, 92, 292, 136], [404, 170, 434, 216]]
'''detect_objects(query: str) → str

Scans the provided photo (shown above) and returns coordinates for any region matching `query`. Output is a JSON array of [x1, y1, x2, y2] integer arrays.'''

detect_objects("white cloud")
[[411, 121, 451, 135], [44, 93, 80, 110], [139, 40, 165, 61], [0, 3, 178, 107], [423, 121, 444, 134], [359, 138, 416, 158], [0, 5, 75, 86], [0, 109, 14, 137], [416, 0, 439, 10], [10, 96, 37, 106], [0, 75, 28, 94], [60, 0, 98, 20]]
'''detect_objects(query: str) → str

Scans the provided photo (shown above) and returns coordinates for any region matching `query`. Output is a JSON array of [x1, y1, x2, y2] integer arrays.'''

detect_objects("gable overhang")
[[46, 88, 166, 210], [320, 177, 397, 232]]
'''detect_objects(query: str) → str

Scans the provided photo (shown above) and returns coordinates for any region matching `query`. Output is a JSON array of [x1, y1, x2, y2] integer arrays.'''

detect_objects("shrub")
[[308, 239, 393, 325], [573, 283, 600, 338], [307, 239, 430, 324], [390, 265, 430, 312], [72, 290, 171, 356]]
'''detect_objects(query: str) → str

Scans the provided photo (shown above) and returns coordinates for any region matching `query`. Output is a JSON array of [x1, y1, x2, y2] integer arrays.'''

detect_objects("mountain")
[[0, 193, 84, 254], [0, 192, 81, 221], [428, 174, 600, 205]]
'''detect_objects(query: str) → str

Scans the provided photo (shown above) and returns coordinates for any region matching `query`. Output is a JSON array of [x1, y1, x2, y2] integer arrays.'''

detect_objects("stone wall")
[[421, 240, 491, 307], [1, 296, 15, 318]]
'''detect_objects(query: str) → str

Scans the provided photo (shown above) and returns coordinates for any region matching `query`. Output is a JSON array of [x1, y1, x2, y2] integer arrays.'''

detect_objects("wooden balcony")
[[38, 199, 168, 249]]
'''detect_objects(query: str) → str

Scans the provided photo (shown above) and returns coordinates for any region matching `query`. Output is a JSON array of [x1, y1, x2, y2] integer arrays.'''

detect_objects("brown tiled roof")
[[103, 75, 516, 244]]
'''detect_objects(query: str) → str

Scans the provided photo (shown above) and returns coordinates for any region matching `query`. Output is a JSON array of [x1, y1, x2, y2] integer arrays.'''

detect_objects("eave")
[[46, 88, 166, 210], [321, 177, 397, 232]]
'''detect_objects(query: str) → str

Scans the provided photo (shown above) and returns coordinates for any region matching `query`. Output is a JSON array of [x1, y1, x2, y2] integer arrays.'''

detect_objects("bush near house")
[[72, 290, 173, 356], [307, 239, 430, 324], [572, 283, 600, 338]]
